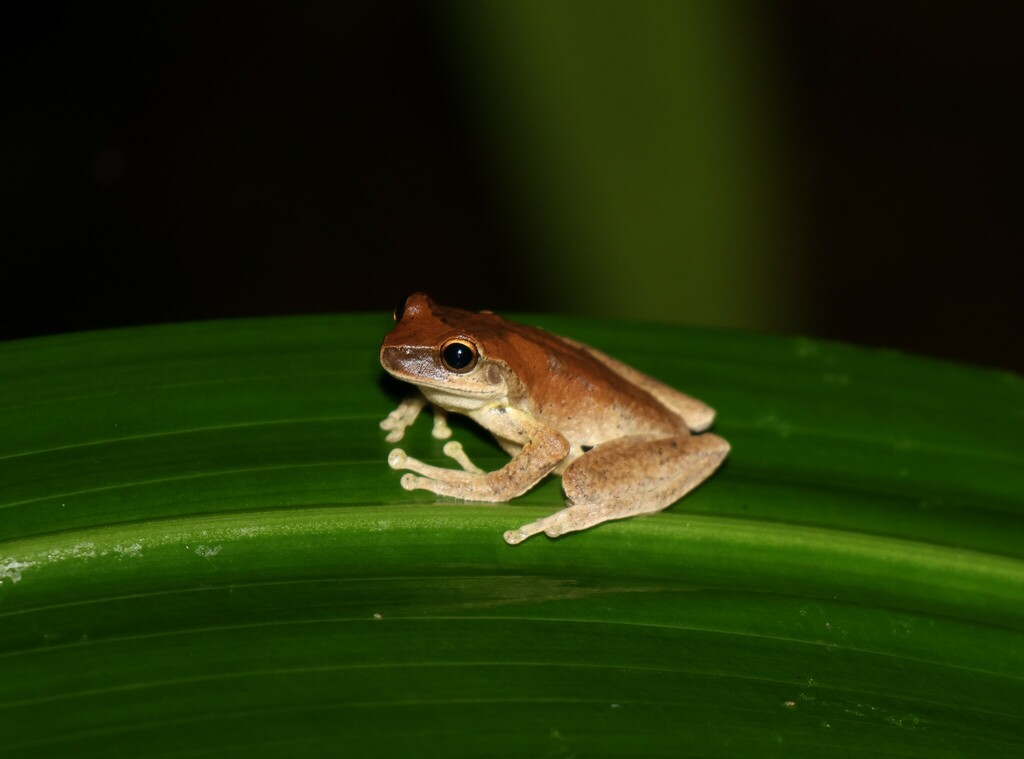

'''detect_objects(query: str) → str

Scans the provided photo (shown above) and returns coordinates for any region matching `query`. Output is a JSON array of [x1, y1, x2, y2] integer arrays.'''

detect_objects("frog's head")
[[380, 293, 515, 410]]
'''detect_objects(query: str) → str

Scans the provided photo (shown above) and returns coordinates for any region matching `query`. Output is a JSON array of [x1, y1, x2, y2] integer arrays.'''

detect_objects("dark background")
[[2, 2, 1021, 372]]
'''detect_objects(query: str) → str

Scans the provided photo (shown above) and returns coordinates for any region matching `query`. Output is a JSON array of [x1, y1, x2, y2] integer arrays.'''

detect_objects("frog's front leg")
[[503, 433, 729, 544], [390, 424, 569, 502]]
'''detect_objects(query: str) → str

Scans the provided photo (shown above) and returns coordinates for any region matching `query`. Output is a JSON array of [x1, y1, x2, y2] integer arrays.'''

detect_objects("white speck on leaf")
[[70, 542, 97, 559], [44, 542, 97, 562], [1, 558, 34, 585], [194, 544, 222, 558], [112, 542, 143, 558]]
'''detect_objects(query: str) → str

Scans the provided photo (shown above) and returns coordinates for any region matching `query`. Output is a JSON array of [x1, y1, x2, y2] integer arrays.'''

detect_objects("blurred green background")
[[445, 1, 799, 331], [2, 2, 1020, 370]]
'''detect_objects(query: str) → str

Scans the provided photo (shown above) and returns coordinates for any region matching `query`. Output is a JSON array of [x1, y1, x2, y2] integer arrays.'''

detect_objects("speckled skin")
[[379, 293, 729, 544]]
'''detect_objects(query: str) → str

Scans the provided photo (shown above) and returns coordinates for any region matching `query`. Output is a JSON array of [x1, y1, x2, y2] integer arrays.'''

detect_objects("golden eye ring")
[[440, 338, 478, 373]]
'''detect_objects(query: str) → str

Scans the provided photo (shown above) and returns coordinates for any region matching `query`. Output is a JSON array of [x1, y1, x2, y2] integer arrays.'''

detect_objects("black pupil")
[[443, 342, 474, 370]]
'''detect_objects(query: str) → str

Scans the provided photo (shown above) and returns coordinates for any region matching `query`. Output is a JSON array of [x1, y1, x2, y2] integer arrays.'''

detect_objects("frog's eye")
[[440, 338, 478, 373], [393, 295, 410, 322]]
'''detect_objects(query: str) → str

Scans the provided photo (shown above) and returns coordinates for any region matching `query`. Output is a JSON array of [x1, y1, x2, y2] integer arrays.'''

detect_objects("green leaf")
[[1, 314, 1022, 757]]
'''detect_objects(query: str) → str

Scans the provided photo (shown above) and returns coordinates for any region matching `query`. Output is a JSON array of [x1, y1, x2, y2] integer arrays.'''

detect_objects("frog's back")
[[497, 325, 691, 446]]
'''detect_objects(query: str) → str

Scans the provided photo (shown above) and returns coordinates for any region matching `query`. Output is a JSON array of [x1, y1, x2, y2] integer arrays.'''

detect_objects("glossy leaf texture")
[[1, 314, 1022, 757]]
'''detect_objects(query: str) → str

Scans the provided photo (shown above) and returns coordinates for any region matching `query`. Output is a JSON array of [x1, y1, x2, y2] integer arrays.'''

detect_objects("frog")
[[379, 293, 730, 545]]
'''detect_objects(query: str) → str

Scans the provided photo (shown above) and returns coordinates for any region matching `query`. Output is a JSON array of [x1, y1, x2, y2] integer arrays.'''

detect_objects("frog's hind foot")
[[503, 504, 608, 545]]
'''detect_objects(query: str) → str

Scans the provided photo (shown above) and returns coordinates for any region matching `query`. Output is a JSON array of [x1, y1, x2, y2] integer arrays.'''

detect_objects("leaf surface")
[[1, 315, 1022, 757]]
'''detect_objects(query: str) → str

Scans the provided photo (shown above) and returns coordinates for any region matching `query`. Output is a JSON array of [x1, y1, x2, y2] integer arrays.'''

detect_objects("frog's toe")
[[442, 441, 484, 474], [399, 473, 422, 490], [504, 520, 552, 544], [503, 529, 527, 545], [543, 523, 566, 538]]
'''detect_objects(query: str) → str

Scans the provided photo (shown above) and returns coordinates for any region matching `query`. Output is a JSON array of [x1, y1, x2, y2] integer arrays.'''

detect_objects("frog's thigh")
[[509, 433, 728, 542], [563, 433, 728, 506]]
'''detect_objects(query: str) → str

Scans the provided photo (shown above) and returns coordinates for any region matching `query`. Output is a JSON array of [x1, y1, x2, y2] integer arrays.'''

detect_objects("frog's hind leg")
[[503, 433, 729, 545]]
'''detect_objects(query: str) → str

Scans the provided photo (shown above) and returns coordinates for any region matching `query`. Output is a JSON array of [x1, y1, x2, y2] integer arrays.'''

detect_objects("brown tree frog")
[[379, 293, 729, 545]]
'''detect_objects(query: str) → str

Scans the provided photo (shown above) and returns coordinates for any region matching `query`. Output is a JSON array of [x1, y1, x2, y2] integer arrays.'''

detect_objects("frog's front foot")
[[387, 450, 435, 492], [388, 443, 482, 478], [380, 396, 427, 443], [387, 448, 481, 496]]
